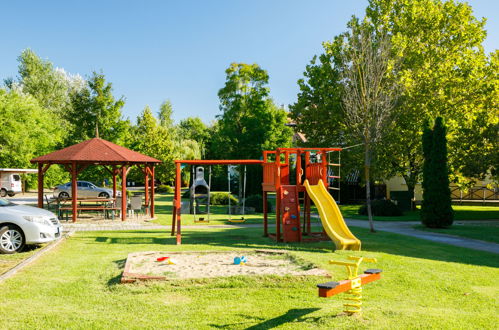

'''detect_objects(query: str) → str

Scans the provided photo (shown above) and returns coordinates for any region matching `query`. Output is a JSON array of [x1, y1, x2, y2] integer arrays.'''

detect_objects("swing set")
[[188, 164, 248, 223], [171, 159, 262, 244]]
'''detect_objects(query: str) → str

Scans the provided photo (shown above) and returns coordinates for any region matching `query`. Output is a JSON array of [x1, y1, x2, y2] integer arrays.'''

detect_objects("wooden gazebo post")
[[37, 163, 44, 209], [71, 161, 78, 223], [144, 166, 149, 215], [112, 166, 117, 200], [37, 163, 51, 209], [121, 165, 127, 221], [150, 166, 155, 218]]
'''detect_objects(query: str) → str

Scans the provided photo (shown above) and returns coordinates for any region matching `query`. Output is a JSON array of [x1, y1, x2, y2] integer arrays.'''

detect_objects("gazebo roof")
[[31, 138, 161, 164]]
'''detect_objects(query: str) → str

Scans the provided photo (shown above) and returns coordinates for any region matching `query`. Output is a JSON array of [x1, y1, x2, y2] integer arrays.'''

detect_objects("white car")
[[53, 181, 117, 199], [0, 198, 62, 254]]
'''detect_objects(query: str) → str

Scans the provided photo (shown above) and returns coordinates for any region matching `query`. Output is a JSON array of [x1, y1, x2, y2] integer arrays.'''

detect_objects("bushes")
[[156, 185, 174, 193], [243, 194, 271, 213], [358, 200, 402, 216], [210, 192, 238, 205]]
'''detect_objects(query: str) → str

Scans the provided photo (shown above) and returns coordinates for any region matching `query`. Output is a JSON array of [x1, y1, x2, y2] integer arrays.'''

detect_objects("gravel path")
[[344, 219, 499, 254]]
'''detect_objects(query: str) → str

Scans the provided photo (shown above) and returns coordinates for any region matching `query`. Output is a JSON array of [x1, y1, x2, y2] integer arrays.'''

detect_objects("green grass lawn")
[[414, 224, 499, 244], [153, 193, 499, 226], [153, 193, 275, 226], [0, 245, 43, 275], [340, 204, 499, 222], [0, 226, 497, 329]]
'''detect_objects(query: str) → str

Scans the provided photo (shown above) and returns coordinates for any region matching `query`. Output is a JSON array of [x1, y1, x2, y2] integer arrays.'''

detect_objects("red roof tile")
[[31, 138, 161, 164]]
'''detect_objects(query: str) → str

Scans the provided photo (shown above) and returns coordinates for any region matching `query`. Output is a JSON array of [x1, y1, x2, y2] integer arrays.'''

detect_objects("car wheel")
[[59, 192, 70, 199], [0, 189, 7, 197], [7, 192, 15, 197], [0, 225, 25, 254], [99, 192, 110, 198]]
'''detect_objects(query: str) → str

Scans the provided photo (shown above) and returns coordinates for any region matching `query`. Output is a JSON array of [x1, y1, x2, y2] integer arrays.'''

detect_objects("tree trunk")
[[365, 146, 375, 232], [402, 171, 418, 211], [406, 182, 416, 211]]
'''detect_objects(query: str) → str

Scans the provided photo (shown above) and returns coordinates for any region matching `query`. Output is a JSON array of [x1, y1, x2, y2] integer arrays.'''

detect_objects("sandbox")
[[121, 250, 329, 283]]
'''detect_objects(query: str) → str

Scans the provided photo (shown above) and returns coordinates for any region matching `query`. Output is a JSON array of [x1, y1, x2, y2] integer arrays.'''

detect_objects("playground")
[[0, 226, 497, 328], [0, 146, 498, 328]]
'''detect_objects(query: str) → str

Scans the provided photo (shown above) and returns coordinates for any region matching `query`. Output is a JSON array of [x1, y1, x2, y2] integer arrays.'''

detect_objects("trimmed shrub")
[[358, 200, 402, 216], [156, 185, 174, 194], [210, 192, 238, 205], [243, 194, 271, 213]]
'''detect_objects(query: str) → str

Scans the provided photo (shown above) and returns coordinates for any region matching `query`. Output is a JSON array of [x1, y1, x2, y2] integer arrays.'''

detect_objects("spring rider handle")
[[329, 256, 377, 279], [319, 256, 382, 315]]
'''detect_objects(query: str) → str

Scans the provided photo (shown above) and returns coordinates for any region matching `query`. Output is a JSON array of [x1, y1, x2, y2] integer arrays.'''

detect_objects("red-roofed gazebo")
[[31, 138, 162, 222]]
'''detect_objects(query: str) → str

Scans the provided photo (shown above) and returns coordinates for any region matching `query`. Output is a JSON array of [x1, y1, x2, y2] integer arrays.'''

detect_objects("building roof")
[[0, 168, 38, 173], [31, 138, 161, 164]]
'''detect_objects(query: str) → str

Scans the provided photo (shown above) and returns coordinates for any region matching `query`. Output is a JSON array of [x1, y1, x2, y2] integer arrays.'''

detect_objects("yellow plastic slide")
[[304, 179, 361, 251]]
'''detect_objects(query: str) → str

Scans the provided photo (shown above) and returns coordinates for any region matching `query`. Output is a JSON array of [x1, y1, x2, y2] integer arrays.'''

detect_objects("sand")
[[125, 250, 329, 280]]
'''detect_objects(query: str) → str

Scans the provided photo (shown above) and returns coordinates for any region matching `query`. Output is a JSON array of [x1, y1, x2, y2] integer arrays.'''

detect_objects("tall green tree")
[[213, 63, 292, 160], [289, 35, 365, 179], [0, 89, 67, 188], [67, 71, 129, 146], [211, 63, 292, 196], [292, 0, 496, 202], [129, 106, 176, 184], [367, 0, 493, 198], [158, 100, 174, 128], [5, 49, 80, 143], [289, 52, 344, 147], [421, 117, 454, 227], [178, 117, 210, 155], [14, 49, 71, 114]]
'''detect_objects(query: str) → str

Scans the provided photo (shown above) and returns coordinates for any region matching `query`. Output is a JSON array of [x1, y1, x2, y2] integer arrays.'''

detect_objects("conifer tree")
[[421, 117, 454, 228]]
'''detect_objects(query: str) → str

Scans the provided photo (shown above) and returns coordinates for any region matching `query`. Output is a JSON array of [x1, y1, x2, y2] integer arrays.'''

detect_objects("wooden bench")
[[59, 206, 107, 221]]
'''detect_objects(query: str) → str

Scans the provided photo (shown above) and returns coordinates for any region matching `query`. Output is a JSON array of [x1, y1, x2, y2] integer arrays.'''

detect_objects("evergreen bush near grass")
[[156, 185, 174, 193], [210, 192, 238, 205], [358, 199, 403, 216], [421, 117, 454, 228]]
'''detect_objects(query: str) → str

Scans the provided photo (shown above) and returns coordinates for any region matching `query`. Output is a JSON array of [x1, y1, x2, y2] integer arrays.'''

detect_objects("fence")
[[451, 186, 499, 205]]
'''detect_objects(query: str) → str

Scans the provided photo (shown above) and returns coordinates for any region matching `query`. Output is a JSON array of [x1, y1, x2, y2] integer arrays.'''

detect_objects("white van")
[[0, 169, 37, 197]]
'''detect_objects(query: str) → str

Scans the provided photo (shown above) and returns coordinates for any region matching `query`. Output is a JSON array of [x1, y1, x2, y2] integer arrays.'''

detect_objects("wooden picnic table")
[[57, 198, 118, 221]]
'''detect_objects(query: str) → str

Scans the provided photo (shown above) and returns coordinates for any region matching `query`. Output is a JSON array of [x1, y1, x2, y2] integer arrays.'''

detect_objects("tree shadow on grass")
[[85, 225, 499, 268], [107, 258, 126, 286], [209, 308, 320, 329], [91, 228, 333, 254]]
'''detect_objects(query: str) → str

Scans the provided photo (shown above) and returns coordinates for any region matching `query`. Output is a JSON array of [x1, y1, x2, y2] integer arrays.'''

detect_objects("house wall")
[[385, 177, 422, 201]]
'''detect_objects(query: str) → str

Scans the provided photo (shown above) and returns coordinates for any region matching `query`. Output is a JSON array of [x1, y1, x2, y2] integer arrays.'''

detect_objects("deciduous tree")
[[67, 72, 129, 146], [337, 24, 399, 232]]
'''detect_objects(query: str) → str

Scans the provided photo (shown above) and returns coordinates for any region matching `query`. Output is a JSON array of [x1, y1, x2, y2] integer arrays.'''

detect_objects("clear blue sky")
[[1, 1, 497, 124]]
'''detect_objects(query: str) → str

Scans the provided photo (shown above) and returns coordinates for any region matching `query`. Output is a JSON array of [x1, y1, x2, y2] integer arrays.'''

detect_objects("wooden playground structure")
[[171, 147, 347, 246]]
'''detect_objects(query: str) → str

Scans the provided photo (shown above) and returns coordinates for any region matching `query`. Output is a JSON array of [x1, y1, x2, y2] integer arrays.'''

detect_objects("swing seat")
[[194, 217, 210, 223], [228, 218, 246, 223]]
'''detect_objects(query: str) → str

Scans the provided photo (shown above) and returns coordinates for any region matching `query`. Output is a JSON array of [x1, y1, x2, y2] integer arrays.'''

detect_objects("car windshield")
[[0, 198, 15, 207]]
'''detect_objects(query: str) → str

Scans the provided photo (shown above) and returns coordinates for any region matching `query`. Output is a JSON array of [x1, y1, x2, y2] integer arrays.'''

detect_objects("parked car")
[[0, 198, 62, 254], [53, 181, 118, 199], [0, 172, 21, 197]]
